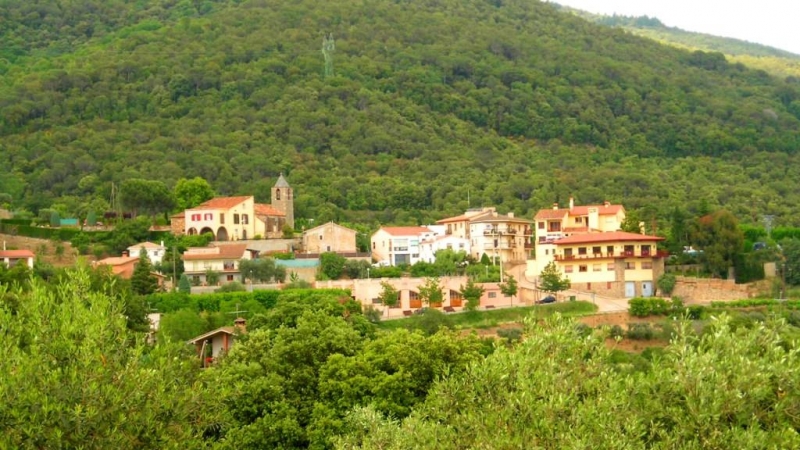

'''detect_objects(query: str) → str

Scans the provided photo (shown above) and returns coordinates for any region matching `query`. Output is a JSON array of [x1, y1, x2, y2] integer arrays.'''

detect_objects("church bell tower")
[[271, 173, 294, 228]]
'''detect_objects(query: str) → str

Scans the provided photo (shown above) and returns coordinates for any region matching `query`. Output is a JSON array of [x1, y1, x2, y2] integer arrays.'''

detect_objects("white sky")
[[550, 0, 800, 55]]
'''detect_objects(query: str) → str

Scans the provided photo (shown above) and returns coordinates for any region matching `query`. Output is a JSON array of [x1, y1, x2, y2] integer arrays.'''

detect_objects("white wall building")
[[127, 241, 167, 265], [370, 226, 432, 266]]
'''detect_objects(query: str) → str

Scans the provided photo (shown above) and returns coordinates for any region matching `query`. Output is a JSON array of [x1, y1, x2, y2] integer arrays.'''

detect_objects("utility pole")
[[172, 245, 177, 292], [763, 215, 775, 240]]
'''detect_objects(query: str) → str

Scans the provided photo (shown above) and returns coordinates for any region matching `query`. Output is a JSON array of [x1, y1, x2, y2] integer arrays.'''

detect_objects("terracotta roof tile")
[[128, 241, 163, 249], [190, 196, 252, 210], [0, 249, 35, 258], [254, 203, 285, 216], [96, 256, 139, 266], [554, 231, 663, 245], [380, 226, 433, 236], [534, 209, 569, 220], [436, 213, 472, 224], [182, 244, 251, 261]]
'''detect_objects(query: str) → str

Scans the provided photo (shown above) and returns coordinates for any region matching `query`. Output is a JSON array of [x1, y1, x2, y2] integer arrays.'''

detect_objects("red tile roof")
[[436, 213, 472, 224], [534, 209, 569, 220], [182, 244, 251, 261], [554, 231, 664, 245], [380, 226, 433, 236], [128, 241, 163, 249], [254, 203, 285, 216], [96, 256, 139, 266], [190, 196, 252, 210], [0, 249, 35, 258]]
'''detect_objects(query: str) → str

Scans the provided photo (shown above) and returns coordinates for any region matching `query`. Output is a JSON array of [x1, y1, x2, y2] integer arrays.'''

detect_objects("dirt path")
[[0, 233, 79, 267]]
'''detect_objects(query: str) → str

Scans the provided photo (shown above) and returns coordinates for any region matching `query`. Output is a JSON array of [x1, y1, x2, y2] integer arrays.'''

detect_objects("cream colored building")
[[437, 207, 532, 264], [532, 198, 626, 273], [182, 243, 258, 285], [302, 222, 358, 254], [127, 241, 166, 265], [173, 174, 294, 240], [551, 231, 667, 298], [371, 226, 432, 266]]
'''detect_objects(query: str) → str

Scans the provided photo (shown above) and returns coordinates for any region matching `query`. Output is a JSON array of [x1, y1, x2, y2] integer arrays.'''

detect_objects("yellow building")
[[173, 174, 294, 240], [552, 231, 667, 298], [301, 222, 358, 254], [533, 198, 626, 274]]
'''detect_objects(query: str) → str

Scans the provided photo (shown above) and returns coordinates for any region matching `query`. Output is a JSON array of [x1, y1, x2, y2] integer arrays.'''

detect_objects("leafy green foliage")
[[378, 281, 399, 308], [498, 274, 518, 303], [0, 268, 221, 448], [690, 210, 745, 278], [320, 252, 347, 280], [628, 297, 671, 317], [173, 176, 214, 210], [2, 0, 800, 226], [340, 315, 800, 449], [538, 261, 571, 294], [120, 178, 175, 216], [657, 272, 677, 295], [460, 277, 484, 311], [178, 273, 192, 293], [417, 277, 444, 306]]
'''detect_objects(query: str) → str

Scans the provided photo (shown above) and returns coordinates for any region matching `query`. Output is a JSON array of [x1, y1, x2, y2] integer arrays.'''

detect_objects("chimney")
[[234, 317, 247, 333], [122, 250, 129, 257], [508, 212, 514, 218], [604, 201, 610, 207], [569, 196, 574, 210], [160, 240, 164, 247], [553, 203, 559, 210]]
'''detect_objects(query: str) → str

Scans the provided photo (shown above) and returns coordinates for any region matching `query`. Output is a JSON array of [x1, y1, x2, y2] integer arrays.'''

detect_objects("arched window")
[[242, 214, 249, 225], [275, 189, 281, 200]]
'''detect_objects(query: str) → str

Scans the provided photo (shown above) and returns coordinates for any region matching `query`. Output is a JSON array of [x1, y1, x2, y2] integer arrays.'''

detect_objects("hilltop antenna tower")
[[322, 33, 335, 78]]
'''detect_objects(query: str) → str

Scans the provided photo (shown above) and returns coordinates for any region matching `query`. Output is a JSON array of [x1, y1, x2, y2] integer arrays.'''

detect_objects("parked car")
[[536, 295, 556, 304]]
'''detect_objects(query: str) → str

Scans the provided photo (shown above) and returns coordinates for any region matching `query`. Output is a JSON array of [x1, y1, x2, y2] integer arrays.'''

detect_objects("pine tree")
[[178, 273, 191, 294], [131, 248, 158, 295]]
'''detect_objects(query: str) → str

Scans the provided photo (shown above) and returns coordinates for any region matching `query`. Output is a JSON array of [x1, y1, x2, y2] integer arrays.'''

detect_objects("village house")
[[0, 249, 35, 268], [301, 221, 358, 254], [127, 241, 166, 265], [370, 226, 433, 266], [170, 174, 294, 241], [94, 255, 166, 286], [188, 318, 246, 368], [550, 231, 668, 298], [437, 207, 533, 264], [181, 243, 258, 285], [532, 197, 626, 274]]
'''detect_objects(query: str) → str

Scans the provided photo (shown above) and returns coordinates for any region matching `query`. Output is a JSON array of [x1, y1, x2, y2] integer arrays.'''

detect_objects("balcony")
[[483, 242, 517, 250], [483, 228, 518, 236], [524, 242, 534, 250], [554, 250, 669, 261]]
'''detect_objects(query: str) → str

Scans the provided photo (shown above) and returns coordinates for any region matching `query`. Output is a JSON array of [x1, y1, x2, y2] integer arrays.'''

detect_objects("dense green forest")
[[2, 0, 800, 227], [561, 6, 800, 79]]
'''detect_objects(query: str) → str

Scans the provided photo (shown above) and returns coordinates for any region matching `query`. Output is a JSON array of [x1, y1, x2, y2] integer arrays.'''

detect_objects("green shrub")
[[497, 327, 523, 343], [608, 324, 624, 339], [216, 282, 247, 293], [628, 298, 651, 317], [626, 323, 655, 340], [687, 305, 707, 320], [573, 323, 592, 338]]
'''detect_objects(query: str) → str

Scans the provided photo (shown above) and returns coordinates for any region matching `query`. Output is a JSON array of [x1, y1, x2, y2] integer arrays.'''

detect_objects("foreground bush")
[[339, 314, 800, 449]]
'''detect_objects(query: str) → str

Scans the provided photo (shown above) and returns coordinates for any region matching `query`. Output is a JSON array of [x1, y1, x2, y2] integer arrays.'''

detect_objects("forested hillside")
[[2, 0, 800, 226], [562, 6, 800, 79]]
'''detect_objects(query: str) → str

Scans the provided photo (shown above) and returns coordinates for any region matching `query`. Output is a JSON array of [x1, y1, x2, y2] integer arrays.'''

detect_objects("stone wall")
[[672, 276, 755, 304]]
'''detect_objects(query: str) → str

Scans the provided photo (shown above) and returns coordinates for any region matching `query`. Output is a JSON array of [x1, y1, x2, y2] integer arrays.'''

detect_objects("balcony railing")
[[554, 250, 669, 261], [483, 242, 517, 250]]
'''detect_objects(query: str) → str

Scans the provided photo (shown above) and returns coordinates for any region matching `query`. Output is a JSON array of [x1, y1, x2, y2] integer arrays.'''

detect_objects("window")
[[276, 189, 281, 200], [319, 235, 323, 240], [545, 249, 549, 255], [564, 248, 573, 257], [593, 264, 601, 272], [192, 275, 200, 284], [226, 275, 234, 281], [372, 297, 382, 304], [241, 214, 249, 225], [564, 265, 574, 273], [538, 222, 545, 229], [373, 242, 376, 249], [233, 214, 240, 224], [242, 230, 247, 240], [625, 262, 636, 270], [607, 263, 615, 270], [641, 262, 653, 269], [220, 214, 225, 224], [607, 282, 612, 289], [593, 246, 601, 255], [288, 190, 292, 200], [191, 214, 201, 221], [587, 282, 591, 290], [204, 213, 213, 221], [575, 217, 583, 224], [223, 261, 235, 271], [578, 247, 587, 255], [579, 265, 588, 273], [488, 292, 497, 298], [607, 245, 614, 255]]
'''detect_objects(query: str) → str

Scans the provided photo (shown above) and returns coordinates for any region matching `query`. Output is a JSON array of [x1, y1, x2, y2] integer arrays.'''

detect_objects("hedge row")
[[0, 222, 81, 241], [710, 299, 800, 309], [146, 288, 353, 313]]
